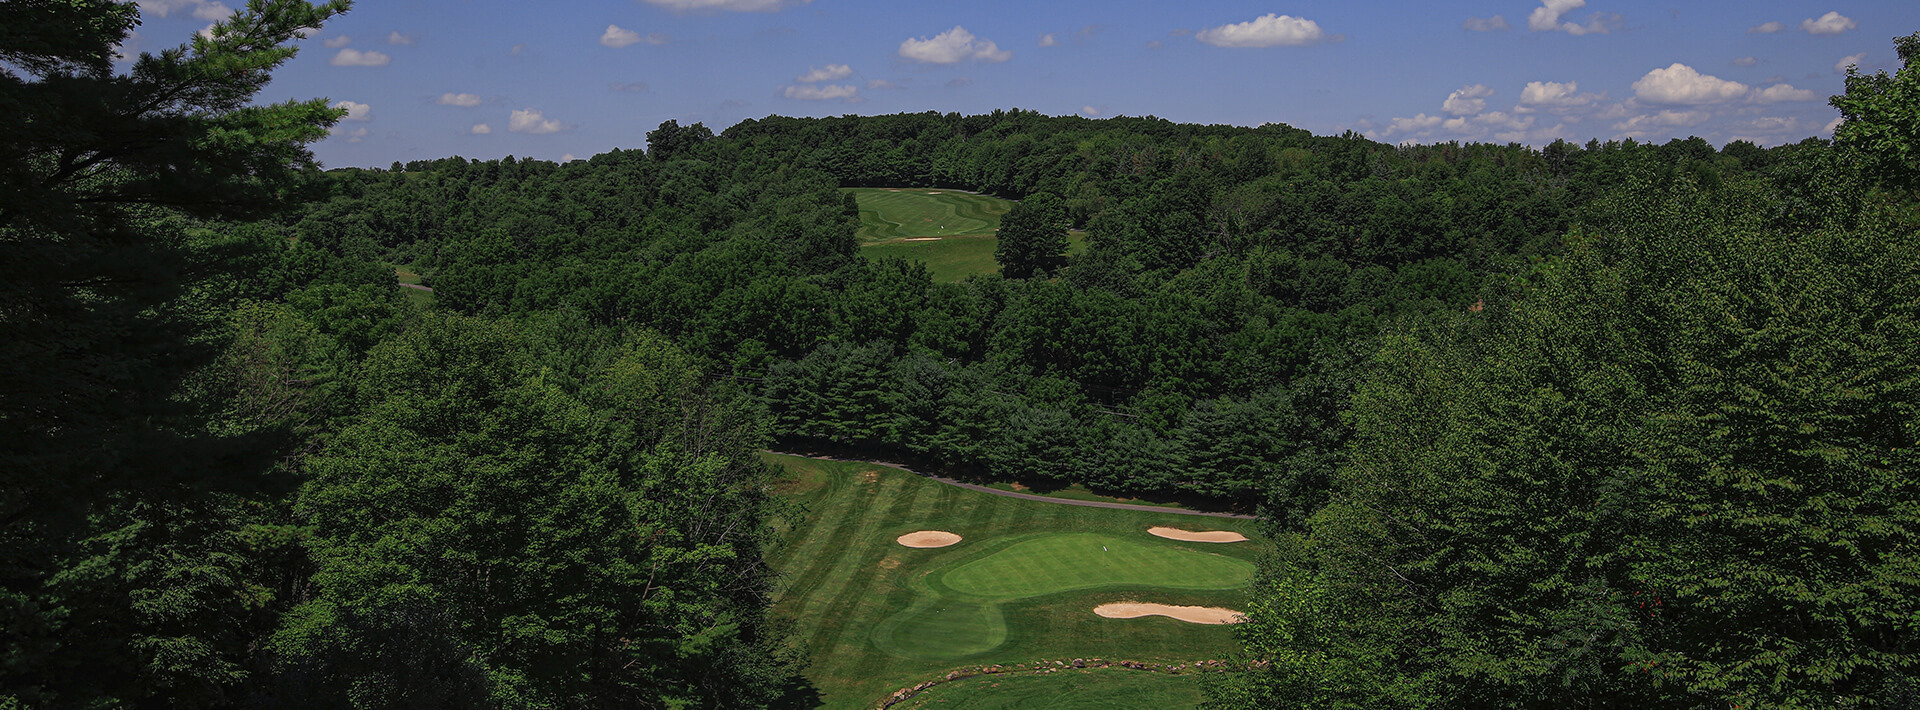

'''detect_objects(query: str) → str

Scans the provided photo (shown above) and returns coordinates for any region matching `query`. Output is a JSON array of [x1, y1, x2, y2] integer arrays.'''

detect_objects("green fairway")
[[846, 188, 1092, 282], [889, 667, 1208, 710], [845, 188, 1011, 241], [765, 453, 1262, 709]]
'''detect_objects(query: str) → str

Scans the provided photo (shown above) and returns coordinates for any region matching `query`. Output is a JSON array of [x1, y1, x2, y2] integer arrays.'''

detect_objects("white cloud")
[[138, 0, 232, 21], [1748, 21, 1785, 34], [641, 0, 808, 12], [1751, 84, 1816, 104], [1633, 63, 1749, 104], [1801, 12, 1856, 35], [322, 35, 352, 48], [437, 93, 483, 107], [899, 26, 1011, 64], [387, 31, 416, 45], [330, 48, 391, 67], [330, 126, 368, 143], [1517, 80, 1606, 112], [1835, 53, 1867, 73], [1039, 33, 1058, 47], [797, 64, 852, 82], [112, 30, 141, 63], [471, 123, 492, 135], [1081, 106, 1104, 116], [331, 100, 371, 121], [1612, 109, 1712, 134], [562, 154, 576, 162], [1528, 0, 1615, 35], [1383, 113, 1444, 136], [781, 84, 858, 101], [602, 25, 667, 48], [1196, 14, 1328, 47], [509, 108, 568, 134], [1463, 15, 1511, 32], [1824, 116, 1842, 134], [1732, 56, 1758, 67], [1442, 84, 1495, 116]]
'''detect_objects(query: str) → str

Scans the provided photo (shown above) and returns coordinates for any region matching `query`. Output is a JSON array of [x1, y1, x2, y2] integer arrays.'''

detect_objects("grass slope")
[[765, 453, 1261, 709], [887, 667, 1208, 710]]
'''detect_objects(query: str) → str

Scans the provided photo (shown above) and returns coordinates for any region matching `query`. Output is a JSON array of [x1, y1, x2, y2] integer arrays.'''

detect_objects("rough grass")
[[888, 667, 1208, 710], [764, 453, 1261, 709]]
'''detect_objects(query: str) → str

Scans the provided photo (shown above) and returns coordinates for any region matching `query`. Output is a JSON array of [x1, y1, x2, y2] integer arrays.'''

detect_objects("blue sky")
[[127, 0, 1920, 167]]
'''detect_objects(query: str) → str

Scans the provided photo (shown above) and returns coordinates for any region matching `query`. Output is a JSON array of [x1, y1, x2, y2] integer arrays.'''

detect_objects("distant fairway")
[[765, 453, 1261, 709], [846, 188, 1011, 241]]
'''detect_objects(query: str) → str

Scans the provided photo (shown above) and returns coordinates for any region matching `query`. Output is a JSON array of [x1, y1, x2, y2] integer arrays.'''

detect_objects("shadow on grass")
[[767, 437, 1254, 516]]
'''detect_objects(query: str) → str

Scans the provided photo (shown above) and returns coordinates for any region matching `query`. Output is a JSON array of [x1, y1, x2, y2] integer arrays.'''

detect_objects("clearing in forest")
[[765, 453, 1263, 709]]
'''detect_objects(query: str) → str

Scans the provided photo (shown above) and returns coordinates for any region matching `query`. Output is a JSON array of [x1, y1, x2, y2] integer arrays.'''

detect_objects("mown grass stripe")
[[788, 472, 906, 640]]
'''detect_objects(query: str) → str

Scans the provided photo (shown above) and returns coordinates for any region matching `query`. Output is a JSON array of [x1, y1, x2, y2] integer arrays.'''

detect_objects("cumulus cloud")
[[138, 0, 231, 21], [1442, 84, 1495, 116], [331, 100, 371, 121], [387, 31, 416, 45], [1528, 0, 1616, 35], [1732, 56, 1758, 67], [1747, 21, 1785, 34], [1801, 12, 1856, 35], [471, 123, 492, 135], [1196, 14, 1329, 47], [509, 108, 568, 134], [323, 35, 352, 48], [1517, 80, 1606, 112], [1612, 109, 1712, 134], [1824, 116, 1842, 134], [437, 92, 483, 107], [562, 154, 576, 162], [1835, 53, 1867, 73], [1463, 15, 1511, 32], [899, 26, 1011, 64], [610, 82, 651, 93], [640, 0, 808, 11], [1081, 106, 1105, 116], [796, 64, 852, 82], [1039, 33, 1058, 47], [1632, 63, 1749, 104], [781, 84, 858, 101], [601, 25, 666, 47], [1383, 113, 1444, 136], [1751, 83, 1816, 104], [330, 48, 391, 66]]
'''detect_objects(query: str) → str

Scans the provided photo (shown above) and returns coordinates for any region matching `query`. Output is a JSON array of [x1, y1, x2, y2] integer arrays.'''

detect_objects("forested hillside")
[[305, 106, 1847, 523]]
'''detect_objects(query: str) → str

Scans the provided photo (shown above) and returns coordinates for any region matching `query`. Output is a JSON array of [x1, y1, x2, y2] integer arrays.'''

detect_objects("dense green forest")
[[3, 0, 1915, 707]]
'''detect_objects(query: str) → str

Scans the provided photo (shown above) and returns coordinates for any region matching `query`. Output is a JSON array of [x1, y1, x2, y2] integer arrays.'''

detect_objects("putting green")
[[941, 534, 1253, 599]]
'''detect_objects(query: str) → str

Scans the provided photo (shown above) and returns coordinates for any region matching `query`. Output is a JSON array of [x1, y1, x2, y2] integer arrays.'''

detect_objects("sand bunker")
[[1147, 526, 1249, 543], [1094, 602, 1245, 625], [897, 531, 962, 548]]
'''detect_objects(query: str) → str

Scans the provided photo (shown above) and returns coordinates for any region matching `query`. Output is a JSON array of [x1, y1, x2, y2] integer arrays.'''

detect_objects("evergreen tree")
[[0, 1, 350, 705]]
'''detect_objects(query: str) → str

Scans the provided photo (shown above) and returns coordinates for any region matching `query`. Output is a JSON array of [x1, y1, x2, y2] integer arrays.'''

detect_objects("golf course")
[[765, 453, 1263, 709], [845, 188, 1085, 281]]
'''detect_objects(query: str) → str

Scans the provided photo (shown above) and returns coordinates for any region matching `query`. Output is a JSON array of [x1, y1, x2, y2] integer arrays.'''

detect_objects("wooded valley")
[[3, 2, 1915, 707]]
